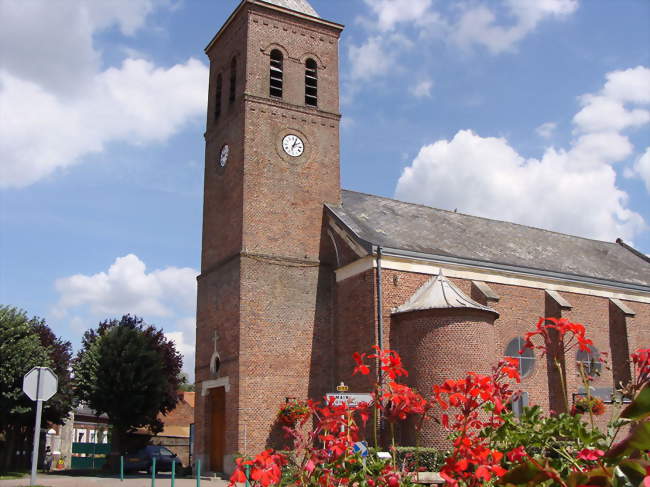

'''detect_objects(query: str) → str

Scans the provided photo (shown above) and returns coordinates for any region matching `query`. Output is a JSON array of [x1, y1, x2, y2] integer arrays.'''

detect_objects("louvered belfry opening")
[[305, 58, 317, 106], [270, 50, 283, 98], [215, 74, 222, 119]]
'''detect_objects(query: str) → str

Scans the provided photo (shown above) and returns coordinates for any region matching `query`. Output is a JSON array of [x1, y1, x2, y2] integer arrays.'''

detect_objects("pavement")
[[0, 473, 229, 487]]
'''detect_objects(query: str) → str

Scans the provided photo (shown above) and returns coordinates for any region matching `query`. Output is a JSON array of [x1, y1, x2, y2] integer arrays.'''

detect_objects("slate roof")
[[326, 190, 650, 291], [392, 272, 499, 316], [260, 0, 319, 17]]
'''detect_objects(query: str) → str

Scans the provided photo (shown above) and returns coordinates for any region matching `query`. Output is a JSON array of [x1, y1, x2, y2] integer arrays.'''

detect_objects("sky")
[[1, 0, 649, 380]]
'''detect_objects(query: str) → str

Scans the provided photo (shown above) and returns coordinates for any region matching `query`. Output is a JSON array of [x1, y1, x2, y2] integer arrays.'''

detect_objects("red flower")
[[506, 446, 527, 463], [352, 352, 370, 375], [577, 448, 604, 461]]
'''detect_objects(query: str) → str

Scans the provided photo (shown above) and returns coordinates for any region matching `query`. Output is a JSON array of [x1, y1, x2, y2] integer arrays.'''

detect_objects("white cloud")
[[165, 316, 197, 379], [633, 148, 650, 193], [573, 66, 650, 134], [452, 0, 578, 53], [54, 255, 198, 378], [361, 0, 435, 32], [54, 254, 197, 318], [411, 79, 434, 98], [536, 122, 557, 138], [347, 0, 579, 96], [395, 67, 649, 242], [0, 0, 208, 188], [347, 34, 413, 82]]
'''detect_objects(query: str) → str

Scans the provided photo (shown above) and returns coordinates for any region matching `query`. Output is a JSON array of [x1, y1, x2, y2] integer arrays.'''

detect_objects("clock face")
[[219, 144, 229, 167], [282, 134, 304, 157]]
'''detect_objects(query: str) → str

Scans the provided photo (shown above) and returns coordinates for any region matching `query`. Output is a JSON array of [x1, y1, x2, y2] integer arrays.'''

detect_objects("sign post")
[[23, 367, 58, 486]]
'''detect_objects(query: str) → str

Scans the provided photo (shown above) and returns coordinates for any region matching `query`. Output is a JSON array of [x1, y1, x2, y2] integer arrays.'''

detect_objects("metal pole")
[[196, 459, 200, 487], [151, 457, 156, 487], [120, 456, 124, 481], [245, 464, 251, 487], [30, 368, 43, 486], [171, 458, 175, 487]]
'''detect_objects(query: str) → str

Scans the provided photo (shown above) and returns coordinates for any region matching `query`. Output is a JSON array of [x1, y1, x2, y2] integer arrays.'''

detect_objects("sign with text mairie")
[[325, 393, 373, 407]]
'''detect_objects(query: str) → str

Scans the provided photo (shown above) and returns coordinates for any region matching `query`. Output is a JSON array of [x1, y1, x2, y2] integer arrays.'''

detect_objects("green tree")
[[73, 315, 183, 460], [0, 306, 73, 472]]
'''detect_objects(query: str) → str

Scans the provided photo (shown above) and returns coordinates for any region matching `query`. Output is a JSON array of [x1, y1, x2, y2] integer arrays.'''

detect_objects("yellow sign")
[[336, 382, 349, 392]]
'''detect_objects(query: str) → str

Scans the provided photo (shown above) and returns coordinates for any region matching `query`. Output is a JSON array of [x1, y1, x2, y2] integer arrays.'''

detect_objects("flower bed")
[[231, 318, 650, 487]]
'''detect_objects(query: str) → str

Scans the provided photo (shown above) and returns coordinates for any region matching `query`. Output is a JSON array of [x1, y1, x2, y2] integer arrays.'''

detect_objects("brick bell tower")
[[195, 0, 343, 473]]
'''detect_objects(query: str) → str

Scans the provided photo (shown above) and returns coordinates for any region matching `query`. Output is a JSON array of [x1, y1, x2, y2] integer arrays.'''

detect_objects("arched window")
[[305, 58, 318, 106], [214, 73, 222, 120], [577, 344, 602, 376], [505, 337, 535, 378], [269, 49, 283, 98], [229, 57, 237, 103]]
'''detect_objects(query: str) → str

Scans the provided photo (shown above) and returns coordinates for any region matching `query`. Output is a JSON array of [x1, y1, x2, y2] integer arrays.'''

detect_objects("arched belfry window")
[[229, 57, 237, 103], [269, 49, 283, 98], [305, 58, 318, 106], [214, 73, 223, 119]]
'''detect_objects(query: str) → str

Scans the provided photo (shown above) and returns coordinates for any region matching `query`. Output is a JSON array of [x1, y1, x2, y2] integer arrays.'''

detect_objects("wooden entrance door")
[[209, 387, 226, 472]]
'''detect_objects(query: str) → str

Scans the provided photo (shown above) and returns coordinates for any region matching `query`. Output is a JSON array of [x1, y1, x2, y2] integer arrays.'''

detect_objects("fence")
[[70, 442, 111, 469]]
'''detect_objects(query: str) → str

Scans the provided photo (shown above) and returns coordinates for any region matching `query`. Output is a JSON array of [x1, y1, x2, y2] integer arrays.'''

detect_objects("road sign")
[[325, 392, 373, 407], [23, 367, 58, 401], [23, 367, 58, 486], [353, 441, 368, 457]]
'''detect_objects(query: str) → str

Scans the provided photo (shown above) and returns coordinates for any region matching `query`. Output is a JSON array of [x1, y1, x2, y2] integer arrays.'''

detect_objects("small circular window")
[[576, 345, 601, 376], [505, 337, 535, 378]]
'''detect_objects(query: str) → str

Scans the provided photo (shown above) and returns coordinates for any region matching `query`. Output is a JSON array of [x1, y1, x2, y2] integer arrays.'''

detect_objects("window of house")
[[505, 336, 535, 378], [229, 57, 237, 103], [576, 344, 602, 376], [215, 73, 222, 119], [270, 50, 283, 98], [305, 58, 318, 106]]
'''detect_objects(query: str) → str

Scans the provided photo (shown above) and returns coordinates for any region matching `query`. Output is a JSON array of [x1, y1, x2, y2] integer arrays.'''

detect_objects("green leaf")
[[496, 461, 543, 485], [620, 383, 650, 420], [607, 421, 650, 459], [613, 459, 648, 487]]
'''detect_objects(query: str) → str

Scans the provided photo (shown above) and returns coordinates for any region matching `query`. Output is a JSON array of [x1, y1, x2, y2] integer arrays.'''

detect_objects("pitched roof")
[[259, 0, 319, 17], [327, 190, 650, 291], [393, 272, 498, 316]]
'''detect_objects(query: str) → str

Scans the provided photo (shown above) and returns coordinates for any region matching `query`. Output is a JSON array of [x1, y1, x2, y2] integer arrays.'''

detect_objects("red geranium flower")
[[577, 448, 604, 461]]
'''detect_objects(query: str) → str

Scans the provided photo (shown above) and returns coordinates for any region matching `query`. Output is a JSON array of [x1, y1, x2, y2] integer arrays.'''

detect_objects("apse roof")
[[326, 190, 650, 291], [393, 272, 499, 316], [259, 0, 319, 17]]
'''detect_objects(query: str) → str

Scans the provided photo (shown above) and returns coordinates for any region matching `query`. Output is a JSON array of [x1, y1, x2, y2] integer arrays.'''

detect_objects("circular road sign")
[[23, 367, 58, 401]]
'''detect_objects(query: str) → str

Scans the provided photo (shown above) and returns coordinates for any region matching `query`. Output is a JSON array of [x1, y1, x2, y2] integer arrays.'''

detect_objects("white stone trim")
[[546, 289, 572, 309], [201, 376, 230, 397], [327, 217, 368, 258], [335, 254, 650, 304], [610, 298, 636, 316]]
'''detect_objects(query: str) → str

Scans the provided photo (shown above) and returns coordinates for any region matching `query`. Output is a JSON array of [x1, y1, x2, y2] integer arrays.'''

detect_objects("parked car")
[[125, 445, 182, 473]]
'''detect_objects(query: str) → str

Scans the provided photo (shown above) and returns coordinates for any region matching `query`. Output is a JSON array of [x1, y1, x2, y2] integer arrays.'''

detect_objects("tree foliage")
[[73, 315, 183, 454], [0, 305, 73, 472]]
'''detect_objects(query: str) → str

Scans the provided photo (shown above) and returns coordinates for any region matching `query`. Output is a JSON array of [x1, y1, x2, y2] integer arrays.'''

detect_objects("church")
[[194, 0, 650, 473]]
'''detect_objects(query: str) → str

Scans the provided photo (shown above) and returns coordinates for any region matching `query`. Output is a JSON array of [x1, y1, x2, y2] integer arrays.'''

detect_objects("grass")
[[0, 471, 27, 480]]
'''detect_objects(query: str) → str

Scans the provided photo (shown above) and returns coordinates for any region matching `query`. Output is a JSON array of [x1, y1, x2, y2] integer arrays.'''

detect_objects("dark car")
[[125, 445, 182, 473]]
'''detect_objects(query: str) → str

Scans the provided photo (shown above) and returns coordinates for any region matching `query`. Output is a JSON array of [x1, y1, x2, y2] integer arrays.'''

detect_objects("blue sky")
[[1, 0, 649, 379]]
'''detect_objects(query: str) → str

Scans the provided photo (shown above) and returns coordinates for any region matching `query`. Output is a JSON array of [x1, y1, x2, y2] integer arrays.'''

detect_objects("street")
[[0, 473, 229, 487]]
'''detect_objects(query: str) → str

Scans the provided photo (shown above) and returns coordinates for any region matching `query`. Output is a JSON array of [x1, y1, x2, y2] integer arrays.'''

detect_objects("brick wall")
[[392, 308, 498, 448], [330, 263, 650, 449]]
